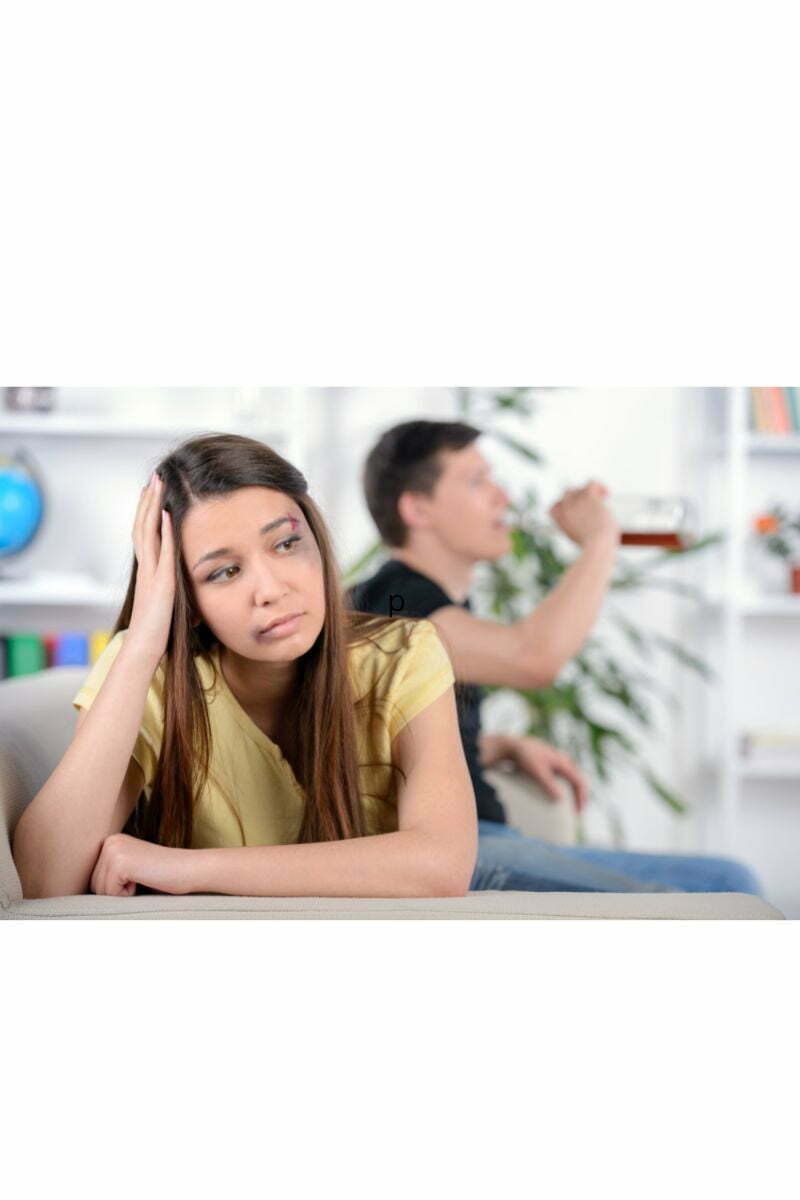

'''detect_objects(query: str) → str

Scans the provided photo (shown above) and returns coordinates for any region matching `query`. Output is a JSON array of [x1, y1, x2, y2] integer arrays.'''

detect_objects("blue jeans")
[[470, 821, 763, 895]]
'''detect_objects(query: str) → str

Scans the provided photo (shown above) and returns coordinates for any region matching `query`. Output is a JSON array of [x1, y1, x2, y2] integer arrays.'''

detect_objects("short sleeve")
[[389, 573, 453, 619], [349, 561, 455, 620], [385, 619, 456, 741], [72, 630, 164, 790]]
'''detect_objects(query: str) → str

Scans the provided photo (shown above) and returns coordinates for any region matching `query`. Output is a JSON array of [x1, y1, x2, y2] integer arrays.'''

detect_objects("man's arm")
[[431, 529, 618, 688], [480, 732, 590, 811]]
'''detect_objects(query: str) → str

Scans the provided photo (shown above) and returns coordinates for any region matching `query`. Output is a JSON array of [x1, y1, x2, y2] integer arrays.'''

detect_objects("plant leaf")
[[639, 767, 689, 814], [489, 388, 538, 417], [489, 429, 544, 463], [608, 609, 653, 661], [462, 387, 721, 827], [649, 633, 715, 681], [343, 540, 383, 585], [574, 657, 652, 726], [611, 574, 707, 602]]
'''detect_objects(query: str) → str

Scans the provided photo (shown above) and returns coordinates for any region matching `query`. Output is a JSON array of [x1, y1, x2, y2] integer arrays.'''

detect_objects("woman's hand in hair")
[[89, 832, 193, 897], [128, 472, 176, 664]]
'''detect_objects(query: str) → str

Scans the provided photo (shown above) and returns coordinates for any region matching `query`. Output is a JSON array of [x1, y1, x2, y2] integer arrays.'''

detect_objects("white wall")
[[302, 387, 458, 567], [0, 388, 303, 631], [3, 386, 795, 909], [328, 388, 712, 855], [330, 388, 799, 913]]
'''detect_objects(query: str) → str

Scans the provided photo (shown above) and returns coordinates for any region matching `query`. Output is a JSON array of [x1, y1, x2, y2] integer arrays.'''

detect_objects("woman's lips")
[[255, 613, 304, 640]]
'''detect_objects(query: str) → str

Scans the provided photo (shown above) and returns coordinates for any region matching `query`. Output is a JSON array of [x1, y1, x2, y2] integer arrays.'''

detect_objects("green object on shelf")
[[5, 633, 46, 677]]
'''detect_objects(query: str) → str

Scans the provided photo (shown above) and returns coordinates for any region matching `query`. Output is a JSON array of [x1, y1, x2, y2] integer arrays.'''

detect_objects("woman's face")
[[181, 486, 326, 664]]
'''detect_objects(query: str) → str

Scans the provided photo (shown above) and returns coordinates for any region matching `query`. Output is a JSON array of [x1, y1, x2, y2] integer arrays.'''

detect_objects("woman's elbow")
[[434, 872, 472, 898], [14, 859, 50, 901], [18, 870, 86, 900], [11, 829, 38, 898], [14, 851, 60, 900], [18, 878, 51, 901], [427, 843, 476, 897], [11, 812, 50, 897], [13, 831, 85, 900]]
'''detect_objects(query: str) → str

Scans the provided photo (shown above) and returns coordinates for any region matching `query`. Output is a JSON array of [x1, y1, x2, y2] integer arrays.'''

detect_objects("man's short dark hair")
[[363, 419, 481, 547]]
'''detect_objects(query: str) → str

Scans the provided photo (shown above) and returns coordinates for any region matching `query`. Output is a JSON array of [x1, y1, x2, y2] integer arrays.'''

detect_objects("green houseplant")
[[347, 387, 722, 843], [751, 504, 800, 594]]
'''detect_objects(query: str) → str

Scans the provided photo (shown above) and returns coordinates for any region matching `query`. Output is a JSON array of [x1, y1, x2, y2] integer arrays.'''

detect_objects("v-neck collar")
[[206, 645, 303, 792]]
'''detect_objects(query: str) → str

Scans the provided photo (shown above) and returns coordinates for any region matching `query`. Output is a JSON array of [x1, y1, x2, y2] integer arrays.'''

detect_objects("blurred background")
[[1, 386, 798, 914]]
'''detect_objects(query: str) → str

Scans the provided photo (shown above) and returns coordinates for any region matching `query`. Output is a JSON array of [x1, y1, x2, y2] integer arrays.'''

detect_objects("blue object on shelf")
[[0, 451, 45, 558], [54, 633, 89, 667]]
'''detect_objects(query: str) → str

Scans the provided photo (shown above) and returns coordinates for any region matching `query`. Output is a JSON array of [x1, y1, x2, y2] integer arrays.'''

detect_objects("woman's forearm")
[[183, 829, 473, 899], [13, 639, 161, 898]]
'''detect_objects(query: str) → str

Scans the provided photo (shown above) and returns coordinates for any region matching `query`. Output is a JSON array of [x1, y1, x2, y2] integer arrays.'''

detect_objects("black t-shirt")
[[349, 558, 506, 825]]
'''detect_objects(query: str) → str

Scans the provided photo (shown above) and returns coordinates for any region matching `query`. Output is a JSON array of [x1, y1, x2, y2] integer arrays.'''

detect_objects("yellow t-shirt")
[[71, 618, 454, 848]]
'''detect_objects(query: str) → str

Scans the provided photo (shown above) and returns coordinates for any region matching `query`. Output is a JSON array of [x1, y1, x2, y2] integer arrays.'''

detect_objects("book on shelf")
[[0, 630, 110, 678], [789, 387, 800, 430], [749, 387, 800, 434], [739, 728, 800, 757], [751, 388, 771, 431]]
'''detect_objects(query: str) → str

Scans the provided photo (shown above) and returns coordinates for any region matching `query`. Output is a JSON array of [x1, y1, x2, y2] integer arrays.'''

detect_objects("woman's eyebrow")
[[192, 515, 298, 571]]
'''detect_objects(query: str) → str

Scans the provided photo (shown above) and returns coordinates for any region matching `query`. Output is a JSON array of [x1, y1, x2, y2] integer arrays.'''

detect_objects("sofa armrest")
[[0, 751, 25, 907], [483, 765, 578, 845]]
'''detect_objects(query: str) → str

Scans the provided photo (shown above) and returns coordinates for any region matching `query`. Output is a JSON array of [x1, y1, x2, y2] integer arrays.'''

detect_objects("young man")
[[350, 419, 761, 894]]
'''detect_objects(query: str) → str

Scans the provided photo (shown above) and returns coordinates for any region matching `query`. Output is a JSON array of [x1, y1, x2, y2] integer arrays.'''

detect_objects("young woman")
[[12, 433, 477, 899]]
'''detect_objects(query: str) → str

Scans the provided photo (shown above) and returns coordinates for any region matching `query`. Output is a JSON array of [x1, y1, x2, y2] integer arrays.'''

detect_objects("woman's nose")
[[252, 561, 288, 605]]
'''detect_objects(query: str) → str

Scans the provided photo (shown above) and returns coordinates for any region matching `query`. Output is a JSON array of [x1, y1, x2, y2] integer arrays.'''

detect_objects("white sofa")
[[0, 667, 783, 920]]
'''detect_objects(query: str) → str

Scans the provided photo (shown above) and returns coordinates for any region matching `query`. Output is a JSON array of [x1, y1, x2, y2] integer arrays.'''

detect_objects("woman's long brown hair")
[[112, 432, 402, 849]]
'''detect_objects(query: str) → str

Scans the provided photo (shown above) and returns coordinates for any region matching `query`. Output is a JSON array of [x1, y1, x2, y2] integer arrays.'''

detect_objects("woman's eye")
[[206, 535, 301, 581], [208, 565, 239, 582]]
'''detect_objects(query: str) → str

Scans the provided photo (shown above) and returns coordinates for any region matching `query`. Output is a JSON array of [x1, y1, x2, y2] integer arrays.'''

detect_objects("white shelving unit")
[[703, 594, 800, 616], [739, 760, 800, 781], [0, 414, 230, 439], [0, 571, 122, 608], [746, 433, 800, 455], [741, 595, 800, 616], [714, 388, 800, 856], [0, 389, 311, 621]]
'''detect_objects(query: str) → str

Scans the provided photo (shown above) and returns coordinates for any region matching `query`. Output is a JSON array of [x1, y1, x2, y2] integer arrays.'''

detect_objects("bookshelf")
[[0, 571, 122, 608], [0, 414, 232, 439], [713, 389, 800, 861], [746, 433, 800, 455], [741, 595, 800, 617], [738, 760, 800, 781], [0, 389, 311, 628]]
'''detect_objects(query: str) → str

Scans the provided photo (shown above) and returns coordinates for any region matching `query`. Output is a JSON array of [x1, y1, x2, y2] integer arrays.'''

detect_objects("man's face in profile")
[[424, 442, 512, 563]]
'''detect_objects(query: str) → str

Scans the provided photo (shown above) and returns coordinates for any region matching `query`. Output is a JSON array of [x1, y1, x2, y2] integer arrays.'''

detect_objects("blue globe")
[[0, 462, 44, 557]]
